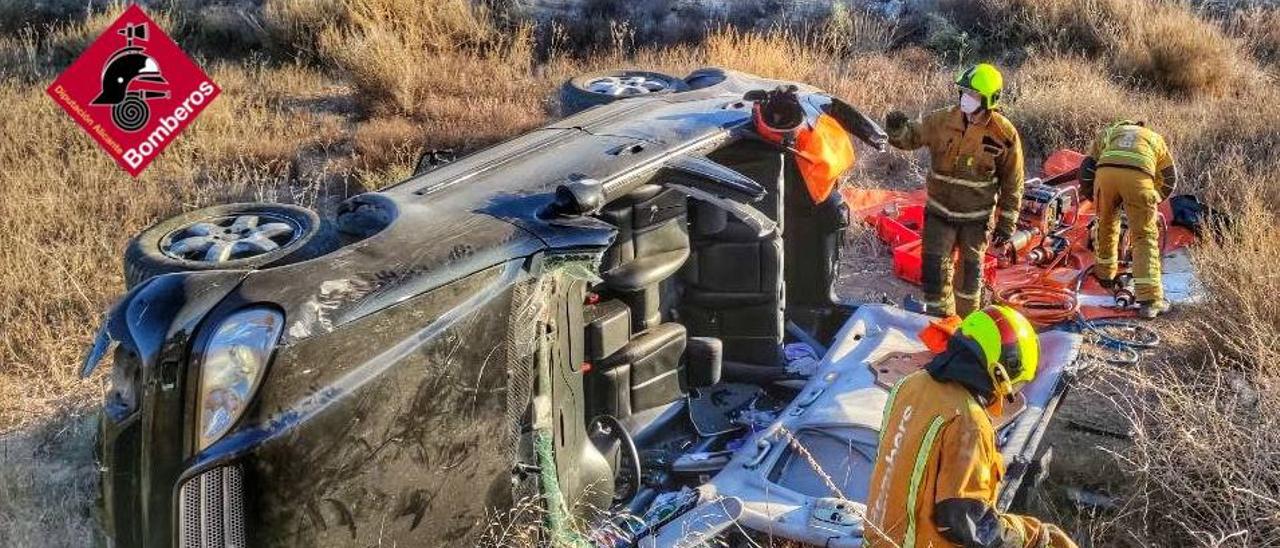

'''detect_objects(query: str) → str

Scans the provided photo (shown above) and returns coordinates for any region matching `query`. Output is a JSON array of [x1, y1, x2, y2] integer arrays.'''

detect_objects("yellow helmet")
[[958, 305, 1039, 395], [956, 63, 1004, 110]]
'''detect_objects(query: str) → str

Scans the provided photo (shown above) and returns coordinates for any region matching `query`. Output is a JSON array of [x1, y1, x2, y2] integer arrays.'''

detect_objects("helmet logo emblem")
[[90, 22, 169, 132]]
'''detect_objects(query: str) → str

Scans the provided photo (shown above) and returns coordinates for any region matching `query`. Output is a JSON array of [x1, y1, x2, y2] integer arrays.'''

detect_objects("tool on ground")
[[993, 173, 1081, 268]]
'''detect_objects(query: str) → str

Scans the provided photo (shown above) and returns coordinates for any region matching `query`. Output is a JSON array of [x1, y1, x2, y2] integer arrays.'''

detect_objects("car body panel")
[[195, 259, 538, 546]]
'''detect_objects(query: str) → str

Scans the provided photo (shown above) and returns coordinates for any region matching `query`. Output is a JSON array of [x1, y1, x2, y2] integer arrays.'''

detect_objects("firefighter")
[[1080, 120, 1177, 319], [865, 305, 1078, 548], [885, 63, 1025, 317]]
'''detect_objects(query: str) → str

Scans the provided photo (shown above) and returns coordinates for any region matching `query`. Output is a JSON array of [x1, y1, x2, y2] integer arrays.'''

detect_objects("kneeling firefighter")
[[886, 64, 1025, 317], [1080, 120, 1178, 319], [864, 305, 1078, 548]]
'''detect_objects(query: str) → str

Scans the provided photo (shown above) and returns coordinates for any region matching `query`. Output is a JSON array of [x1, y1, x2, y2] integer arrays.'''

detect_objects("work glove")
[[885, 110, 909, 134]]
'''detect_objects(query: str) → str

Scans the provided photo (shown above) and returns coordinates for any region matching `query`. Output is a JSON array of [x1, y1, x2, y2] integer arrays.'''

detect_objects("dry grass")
[[2, 0, 1279, 546], [0, 412, 98, 548], [1231, 7, 1280, 67], [1116, 2, 1247, 96], [935, 0, 1252, 96]]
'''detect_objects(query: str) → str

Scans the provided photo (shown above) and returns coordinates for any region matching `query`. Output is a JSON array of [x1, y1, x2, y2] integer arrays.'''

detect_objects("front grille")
[[178, 464, 246, 548]]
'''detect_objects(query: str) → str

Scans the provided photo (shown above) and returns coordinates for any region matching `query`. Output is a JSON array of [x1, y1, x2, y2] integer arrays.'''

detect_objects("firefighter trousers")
[[1093, 167, 1163, 301], [922, 211, 990, 317]]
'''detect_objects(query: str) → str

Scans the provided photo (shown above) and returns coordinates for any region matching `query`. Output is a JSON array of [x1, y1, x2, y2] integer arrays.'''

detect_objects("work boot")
[[1137, 299, 1170, 319], [1093, 273, 1117, 290]]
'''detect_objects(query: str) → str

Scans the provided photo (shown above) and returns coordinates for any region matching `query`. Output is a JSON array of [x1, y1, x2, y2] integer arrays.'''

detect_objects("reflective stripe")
[[903, 416, 947, 548], [1094, 257, 1116, 266], [999, 209, 1019, 221], [955, 289, 981, 300], [1132, 277, 1160, 286], [1100, 149, 1155, 169], [927, 198, 992, 220], [930, 170, 996, 188], [878, 376, 907, 445]]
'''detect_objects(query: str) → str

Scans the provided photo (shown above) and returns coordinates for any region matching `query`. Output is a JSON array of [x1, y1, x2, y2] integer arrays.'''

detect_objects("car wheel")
[[559, 69, 688, 115], [123, 203, 338, 288]]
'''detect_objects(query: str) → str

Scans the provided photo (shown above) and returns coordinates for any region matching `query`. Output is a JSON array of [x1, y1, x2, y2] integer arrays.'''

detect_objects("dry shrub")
[[700, 27, 827, 83], [1113, 3, 1246, 97], [316, 0, 546, 136], [1187, 199, 1280, 369], [937, 0, 1250, 96], [0, 28, 40, 82], [0, 0, 102, 35], [166, 1, 269, 58], [935, 0, 1129, 56], [352, 116, 424, 172], [1008, 55, 1133, 158], [262, 0, 350, 61], [813, 4, 899, 56], [1108, 360, 1280, 547], [1228, 7, 1280, 67]]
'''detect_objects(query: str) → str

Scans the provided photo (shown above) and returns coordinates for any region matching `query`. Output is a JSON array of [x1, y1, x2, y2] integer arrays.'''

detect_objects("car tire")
[[123, 203, 338, 288], [559, 69, 688, 116]]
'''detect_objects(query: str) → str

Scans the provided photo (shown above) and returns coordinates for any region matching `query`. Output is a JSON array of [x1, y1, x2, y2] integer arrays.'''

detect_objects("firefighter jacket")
[[888, 107, 1025, 236], [1083, 122, 1176, 200], [865, 369, 1005, 548]]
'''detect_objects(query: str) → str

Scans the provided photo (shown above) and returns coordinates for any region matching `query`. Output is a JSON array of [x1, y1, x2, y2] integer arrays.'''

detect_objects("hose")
[[995, 284, 1079, 326], [991, 258, 1162, 365], [990, 248, 1083, 326]]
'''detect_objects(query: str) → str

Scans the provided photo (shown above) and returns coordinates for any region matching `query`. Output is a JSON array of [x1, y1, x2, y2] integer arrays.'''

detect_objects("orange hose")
[[995, 285, 1079, 326], [990, 245, 1084, 326]]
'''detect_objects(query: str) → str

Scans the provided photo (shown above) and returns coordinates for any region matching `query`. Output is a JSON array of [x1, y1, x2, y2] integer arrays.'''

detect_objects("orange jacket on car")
[[755, 110, 856, 204]]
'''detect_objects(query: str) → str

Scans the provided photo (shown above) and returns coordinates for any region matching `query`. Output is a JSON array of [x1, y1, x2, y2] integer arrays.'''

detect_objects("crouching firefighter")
[[1080, 120, 1178, 319], [865, 305, 1078, 548], [886, 63, 1025, 317]]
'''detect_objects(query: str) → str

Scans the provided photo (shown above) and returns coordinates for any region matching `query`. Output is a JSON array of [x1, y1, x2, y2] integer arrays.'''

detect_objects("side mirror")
[[414, 148, 455, 175]]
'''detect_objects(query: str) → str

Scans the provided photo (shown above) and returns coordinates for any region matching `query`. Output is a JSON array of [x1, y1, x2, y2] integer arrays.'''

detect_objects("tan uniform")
[[865, 372, 1077, 548], [1085, 123, 1175, 301], [889, 107, 1026, 316]]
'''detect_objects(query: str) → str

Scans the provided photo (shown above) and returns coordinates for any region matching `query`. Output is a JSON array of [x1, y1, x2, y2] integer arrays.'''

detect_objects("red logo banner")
[[46, 5, 220, 176]]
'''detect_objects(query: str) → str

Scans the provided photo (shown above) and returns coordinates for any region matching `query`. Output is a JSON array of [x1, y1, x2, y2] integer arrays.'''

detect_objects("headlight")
[[197, 307, 283, 450]]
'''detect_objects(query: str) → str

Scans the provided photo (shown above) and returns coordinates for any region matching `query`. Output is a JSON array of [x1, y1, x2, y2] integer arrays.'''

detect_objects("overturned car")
[[83, 68, 1075, 547]]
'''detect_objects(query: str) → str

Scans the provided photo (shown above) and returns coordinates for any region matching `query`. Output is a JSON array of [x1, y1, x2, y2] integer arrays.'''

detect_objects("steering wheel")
[[588, 415, 643, 504]]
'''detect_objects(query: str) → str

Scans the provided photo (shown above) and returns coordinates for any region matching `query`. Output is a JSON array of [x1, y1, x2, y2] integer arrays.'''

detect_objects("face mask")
[[960, 93, 983, 114]]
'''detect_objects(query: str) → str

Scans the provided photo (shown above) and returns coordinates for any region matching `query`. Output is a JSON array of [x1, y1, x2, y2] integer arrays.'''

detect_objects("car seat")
[[588, 185, 696, 427]]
